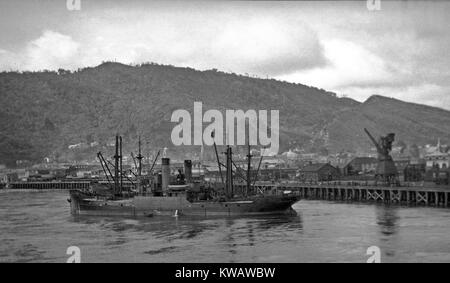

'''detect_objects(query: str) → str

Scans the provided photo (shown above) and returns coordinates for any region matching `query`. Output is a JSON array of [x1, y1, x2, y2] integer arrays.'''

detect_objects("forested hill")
[[1, 62, 449, 165]]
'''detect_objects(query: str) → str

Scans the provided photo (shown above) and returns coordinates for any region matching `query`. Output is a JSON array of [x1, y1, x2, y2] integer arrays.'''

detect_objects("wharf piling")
[[232, 182, 450, 208], [4, 180, 450, 208]]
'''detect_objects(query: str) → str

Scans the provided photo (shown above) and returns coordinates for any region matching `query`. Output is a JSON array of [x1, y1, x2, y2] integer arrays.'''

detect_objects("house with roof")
[[424, 139, 449, 169], [297, 163, 340, 182], [343, 157, 378, 175], [425, 152, 449, 169]]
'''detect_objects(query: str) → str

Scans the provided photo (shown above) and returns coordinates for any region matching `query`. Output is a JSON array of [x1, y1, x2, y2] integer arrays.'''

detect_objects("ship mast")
[[246, 132, 251, 197], [113, 135, 119, 194], [130, 152, 138, 173], [136, 135, 143, 177], [225, 146, 233, 199], [119, 136, 123, 192], [148, 150, 160, 176], [253, 147, 264, 187], [211, 130, 224, 186]]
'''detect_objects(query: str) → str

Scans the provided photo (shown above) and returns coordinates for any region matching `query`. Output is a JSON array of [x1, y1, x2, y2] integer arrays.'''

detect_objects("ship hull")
[[68, 190, 135, 216], [69, 190, 300, 217], [134, 195, 299, 216]]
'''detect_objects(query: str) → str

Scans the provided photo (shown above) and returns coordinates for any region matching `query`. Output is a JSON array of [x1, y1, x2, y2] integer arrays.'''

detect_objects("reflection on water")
[[376, 205, 400, 236], [72, 213, 303, 248], [0, 191, 449, 262], [375, 205, 400, 258]]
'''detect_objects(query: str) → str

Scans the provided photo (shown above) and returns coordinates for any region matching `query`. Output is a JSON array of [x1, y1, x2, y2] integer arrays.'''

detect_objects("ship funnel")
[[161, 158, 170, 193], [184, 160, 192, 183]]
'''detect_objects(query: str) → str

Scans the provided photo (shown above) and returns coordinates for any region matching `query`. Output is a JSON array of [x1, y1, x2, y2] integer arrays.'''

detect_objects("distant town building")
[[425, 164, 450, 185], [261, 157, 286, 169], [424, 139, 449, 169], [297, 153, 319, 163], [394, 158, 411, 173], [1, 172, 18, 184], [425, 153, 449, 169], [424, 138, 448, 155], [404, 163, 426, 182], [66, 164, 104, 178], [297, 163, 340, 182], [15, 160, 32, 168], [281, 150, 298, 160], [343, 157, 378, 175], [68, 143, 89, 150]]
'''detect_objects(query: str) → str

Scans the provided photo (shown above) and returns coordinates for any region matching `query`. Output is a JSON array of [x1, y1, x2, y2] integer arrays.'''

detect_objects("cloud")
[[210, 18, 327, 76], [276, 37, 450, 110], [24, 30, 80, 70], [0, 1, 449, 110], [276, 39, 392, 90], [0, 8, 327, 77], [271, 1, 450, 109], [74, 10, 327, 76], [0, 30, 80, 71], [335, 83, 450, 110]]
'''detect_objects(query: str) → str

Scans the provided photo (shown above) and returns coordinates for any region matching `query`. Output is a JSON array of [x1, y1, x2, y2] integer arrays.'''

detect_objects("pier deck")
[[3, 180, 449, 208], [4, 180, 134, 190], [234, 182, 450, 208]]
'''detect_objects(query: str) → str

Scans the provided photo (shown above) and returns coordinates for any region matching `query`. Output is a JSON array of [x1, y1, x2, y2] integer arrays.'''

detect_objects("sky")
[[0, 0, 449, 109]]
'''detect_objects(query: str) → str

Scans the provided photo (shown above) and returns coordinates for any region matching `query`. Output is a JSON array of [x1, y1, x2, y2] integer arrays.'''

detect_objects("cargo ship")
[[68, 135, 300, 217]]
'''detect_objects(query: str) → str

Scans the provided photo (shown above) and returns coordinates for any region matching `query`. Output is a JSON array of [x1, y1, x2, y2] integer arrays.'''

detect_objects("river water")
[[0, 190, 449, 263]]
